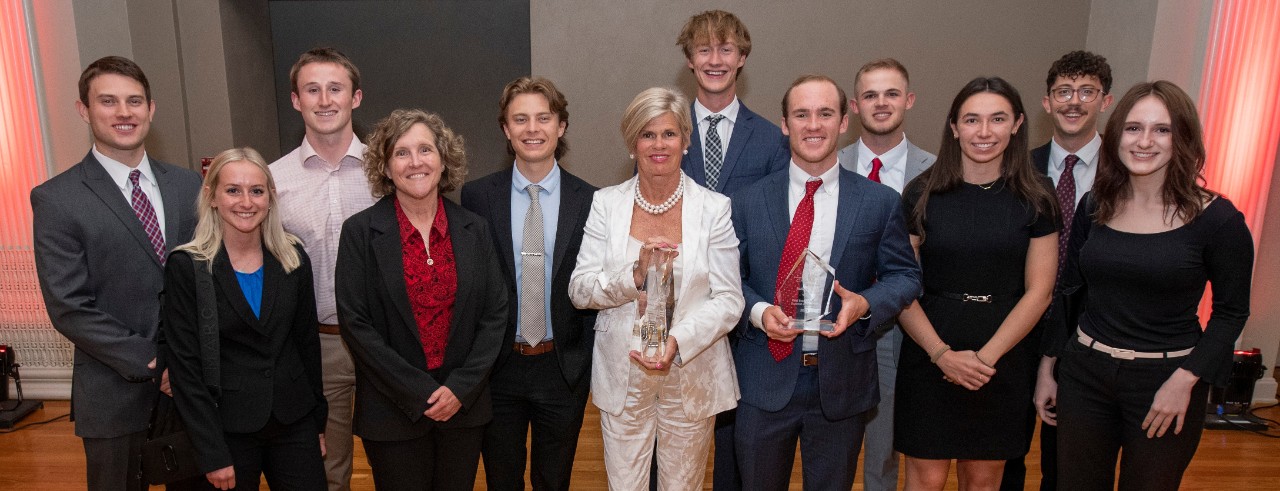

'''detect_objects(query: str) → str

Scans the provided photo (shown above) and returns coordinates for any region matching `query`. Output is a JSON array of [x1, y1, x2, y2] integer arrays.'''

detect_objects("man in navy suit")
[[461, 77, 597, 491], [675, 12, 788, 489], [677, 10, 789, 197], [835, 58, 935, 491], [730, 75, 921, 491], [1005, 50, 1114, 491]]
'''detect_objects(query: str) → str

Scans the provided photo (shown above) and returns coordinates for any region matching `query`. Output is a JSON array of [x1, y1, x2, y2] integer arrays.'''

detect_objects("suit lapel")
[[257, 246, 283, 328], [369, 200, 420, 334], [213, 247, 267, 333], [153, 161, 187, 253], [683, 105, 707, 184], [552, 175, 587, 278], [676, 184, 706, 300], [79, 153, 164, 269], [829, 170, 865, 272], [717, 105, 757, 192], [904, 142, 932, 182], [766, 172, 790, 253], [489, 171, 516, 283], [445, 201, 477, 348]]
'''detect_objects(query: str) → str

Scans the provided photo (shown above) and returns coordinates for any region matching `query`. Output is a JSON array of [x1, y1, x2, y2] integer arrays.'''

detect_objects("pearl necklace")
[[634, 174, 685, 215]]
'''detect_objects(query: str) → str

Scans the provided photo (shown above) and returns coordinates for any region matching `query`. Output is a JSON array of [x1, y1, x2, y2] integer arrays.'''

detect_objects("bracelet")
[[974, 352, 995, 369], [928, 343, 951, 364]]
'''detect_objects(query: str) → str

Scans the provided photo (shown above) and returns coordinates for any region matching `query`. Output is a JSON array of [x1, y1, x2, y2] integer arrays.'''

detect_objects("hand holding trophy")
[[631, 243, 678, 370], [775, 248, 838, 332]]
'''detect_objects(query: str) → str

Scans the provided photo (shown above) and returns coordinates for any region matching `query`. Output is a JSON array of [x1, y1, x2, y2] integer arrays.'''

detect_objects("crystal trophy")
[[637, 248, 676, 360], [776, 248, 837, 332]]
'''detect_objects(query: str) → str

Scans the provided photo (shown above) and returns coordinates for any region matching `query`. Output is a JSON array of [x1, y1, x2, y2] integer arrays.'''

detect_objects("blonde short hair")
[[620, 87, 692, 154]]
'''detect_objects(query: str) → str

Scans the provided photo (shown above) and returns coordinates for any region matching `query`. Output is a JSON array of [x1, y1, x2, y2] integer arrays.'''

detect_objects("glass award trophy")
[[776, 248, 837, 332], [636, 248, 676, 360]]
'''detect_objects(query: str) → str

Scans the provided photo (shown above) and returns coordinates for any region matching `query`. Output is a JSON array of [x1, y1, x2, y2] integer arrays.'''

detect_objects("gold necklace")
[[975, 179, 998, 190]]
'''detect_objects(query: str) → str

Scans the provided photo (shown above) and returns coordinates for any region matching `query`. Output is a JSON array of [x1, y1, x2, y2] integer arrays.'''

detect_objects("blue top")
[[235, 266, 264, 318], [510, 163, 561, 343]]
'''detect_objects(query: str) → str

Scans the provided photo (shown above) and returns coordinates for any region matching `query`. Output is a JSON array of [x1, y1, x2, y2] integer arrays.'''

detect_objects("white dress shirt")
[[854, 136, 911, 193], [750, 161, 841, 352], [93, 145, 166, 241], [1048, 133, 1102, 206]]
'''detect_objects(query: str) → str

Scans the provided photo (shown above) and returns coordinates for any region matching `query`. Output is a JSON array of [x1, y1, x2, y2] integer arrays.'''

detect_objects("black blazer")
[[460, 168, 597, 389], [335, 196, 508, 441], [162, 244, 325, 473]]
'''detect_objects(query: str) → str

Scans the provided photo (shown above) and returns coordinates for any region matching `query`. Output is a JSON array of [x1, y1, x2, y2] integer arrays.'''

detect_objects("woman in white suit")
[[570, 87, 744, 490]]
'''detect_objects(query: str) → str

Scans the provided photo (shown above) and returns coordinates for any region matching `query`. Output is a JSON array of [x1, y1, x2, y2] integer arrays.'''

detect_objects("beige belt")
[[1076, 328, 1193, 360]]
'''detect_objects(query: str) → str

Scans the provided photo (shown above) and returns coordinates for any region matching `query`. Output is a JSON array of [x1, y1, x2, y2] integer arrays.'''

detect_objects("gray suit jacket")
[[31, 151, 202, 438]]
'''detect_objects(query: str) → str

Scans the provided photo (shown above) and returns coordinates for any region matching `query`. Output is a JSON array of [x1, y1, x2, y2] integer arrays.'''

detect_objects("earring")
[[683, 149, 688, 155], [629, 153, 635, 159]]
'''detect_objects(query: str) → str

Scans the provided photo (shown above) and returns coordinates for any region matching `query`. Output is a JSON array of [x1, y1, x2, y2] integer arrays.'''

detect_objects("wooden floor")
[[2, 399, 1279, 490]]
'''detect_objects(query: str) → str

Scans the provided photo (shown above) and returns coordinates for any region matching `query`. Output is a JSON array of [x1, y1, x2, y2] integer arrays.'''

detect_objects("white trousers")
[[599, 363, 714, 491]]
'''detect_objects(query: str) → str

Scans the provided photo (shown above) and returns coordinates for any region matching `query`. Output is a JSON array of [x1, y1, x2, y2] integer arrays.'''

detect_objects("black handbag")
[[142, 258, 221, 485]]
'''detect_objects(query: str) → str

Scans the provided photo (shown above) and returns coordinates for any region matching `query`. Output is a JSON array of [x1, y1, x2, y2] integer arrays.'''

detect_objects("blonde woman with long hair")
[[161, 147, 327, 490]]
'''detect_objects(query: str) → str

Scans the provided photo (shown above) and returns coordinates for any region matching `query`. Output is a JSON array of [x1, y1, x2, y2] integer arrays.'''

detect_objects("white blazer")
[[570, 175, 744, 421]]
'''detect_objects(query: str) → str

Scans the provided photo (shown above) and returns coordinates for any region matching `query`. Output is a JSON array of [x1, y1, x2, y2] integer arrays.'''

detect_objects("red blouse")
[[395, 197, 457, 370]]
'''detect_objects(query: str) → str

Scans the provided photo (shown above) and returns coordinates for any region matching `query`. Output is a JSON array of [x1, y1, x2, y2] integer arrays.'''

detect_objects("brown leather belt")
[[318, 323, 341, 335], [802, 353, 819, 366], [513, 341, 555, 355]]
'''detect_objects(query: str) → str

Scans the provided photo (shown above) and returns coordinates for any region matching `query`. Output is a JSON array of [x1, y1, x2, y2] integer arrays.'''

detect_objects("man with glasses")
[[1003, 50, 1114, 491]]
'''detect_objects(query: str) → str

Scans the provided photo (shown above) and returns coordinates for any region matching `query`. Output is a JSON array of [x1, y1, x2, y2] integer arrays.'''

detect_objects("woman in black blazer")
[[162, 147, 326, 490], [335, 109, 508, 490]]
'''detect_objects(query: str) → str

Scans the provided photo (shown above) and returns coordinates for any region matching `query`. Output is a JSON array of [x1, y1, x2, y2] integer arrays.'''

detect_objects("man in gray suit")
[[835, 58, 935, 491], [32, 56, 202, 491]]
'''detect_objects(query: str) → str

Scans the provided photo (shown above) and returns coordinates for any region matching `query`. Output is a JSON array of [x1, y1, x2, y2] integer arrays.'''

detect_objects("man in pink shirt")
[[269, 47, 376, 491]]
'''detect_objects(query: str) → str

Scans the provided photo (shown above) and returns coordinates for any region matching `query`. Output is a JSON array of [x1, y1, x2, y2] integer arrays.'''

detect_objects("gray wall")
[[269, 0, 531, 171], [532, 0, 1094, 188]]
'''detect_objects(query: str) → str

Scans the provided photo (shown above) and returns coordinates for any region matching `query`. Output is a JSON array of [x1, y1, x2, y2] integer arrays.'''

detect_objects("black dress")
[[894, 178, 1056, 460]]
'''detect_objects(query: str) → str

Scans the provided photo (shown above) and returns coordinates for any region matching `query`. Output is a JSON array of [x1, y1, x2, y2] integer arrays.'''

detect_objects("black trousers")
[[1056, 341, 1209, 491], [1001, 360, 1058, 491], [182, 415, 326, 491], [481, 349, 590, 491], [363, 425, 484, 491]]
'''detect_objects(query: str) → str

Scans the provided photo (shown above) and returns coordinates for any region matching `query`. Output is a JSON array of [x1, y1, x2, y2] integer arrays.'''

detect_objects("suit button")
[[264, 369, 272, 378]]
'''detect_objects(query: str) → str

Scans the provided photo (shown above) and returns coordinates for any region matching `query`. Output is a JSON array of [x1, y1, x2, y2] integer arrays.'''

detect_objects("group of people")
[[31, 8, 1253, 491]]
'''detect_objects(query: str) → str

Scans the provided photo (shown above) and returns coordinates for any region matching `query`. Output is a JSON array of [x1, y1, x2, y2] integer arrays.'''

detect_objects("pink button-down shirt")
[[270, 137, 377, 325]]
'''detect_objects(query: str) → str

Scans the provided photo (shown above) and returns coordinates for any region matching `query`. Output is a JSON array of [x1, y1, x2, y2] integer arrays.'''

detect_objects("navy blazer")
[[1032, 142, 1051, 175], [683, 102, 790, 196], [730, 167, 921, 419], [162, 245, 324, 473], [335, 196, 509, 441], [459, 167, 597, 389]]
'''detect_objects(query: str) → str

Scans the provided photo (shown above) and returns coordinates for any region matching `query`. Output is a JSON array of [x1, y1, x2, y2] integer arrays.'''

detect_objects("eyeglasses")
[[1051, 87, 1103, 103]]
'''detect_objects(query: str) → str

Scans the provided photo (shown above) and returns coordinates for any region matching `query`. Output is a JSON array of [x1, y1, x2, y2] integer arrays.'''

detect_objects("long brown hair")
[[1094, 81, 1213, 224], [910, 77, 1057, 239]]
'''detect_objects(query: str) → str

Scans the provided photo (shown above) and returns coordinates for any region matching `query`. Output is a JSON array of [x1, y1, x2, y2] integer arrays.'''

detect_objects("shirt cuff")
[[750, 302, 770, 330]]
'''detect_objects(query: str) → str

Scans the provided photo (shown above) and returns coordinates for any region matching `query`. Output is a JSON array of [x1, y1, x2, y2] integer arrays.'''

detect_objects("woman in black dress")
[[1038, 81, 1252, 491], [895, 77, 1059, 491]]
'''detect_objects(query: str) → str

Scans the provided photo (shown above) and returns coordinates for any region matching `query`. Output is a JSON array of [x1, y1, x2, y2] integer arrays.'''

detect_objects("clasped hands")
[[761, 280, 866, 342], [937, 349, 996, 391]]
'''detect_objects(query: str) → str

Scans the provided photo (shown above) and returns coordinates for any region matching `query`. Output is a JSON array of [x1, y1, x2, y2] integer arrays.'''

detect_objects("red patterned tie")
[[868, 157, 883, 183], [1055, 155, 1078, 278], [770, 179, 822, 362], [129, 170, 167, 265]]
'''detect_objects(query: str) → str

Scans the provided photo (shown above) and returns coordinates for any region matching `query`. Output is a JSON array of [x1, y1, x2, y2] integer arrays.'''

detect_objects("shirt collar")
[[788, 160, 841, 197], [693, 96, 741, 126], [299, 134, 367, 170], [93, 145, 155, 191], [394, 195, 451, 242], [854, 134, 910, 168], [1049, 133, 1102, 171], [511, 161, 562, 195]]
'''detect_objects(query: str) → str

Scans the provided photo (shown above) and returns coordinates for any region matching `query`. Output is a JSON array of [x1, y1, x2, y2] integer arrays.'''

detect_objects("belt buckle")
[[963, 294, 992, 303], [802, 353, 819, 366], [1111, 348, 1136, 360]]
